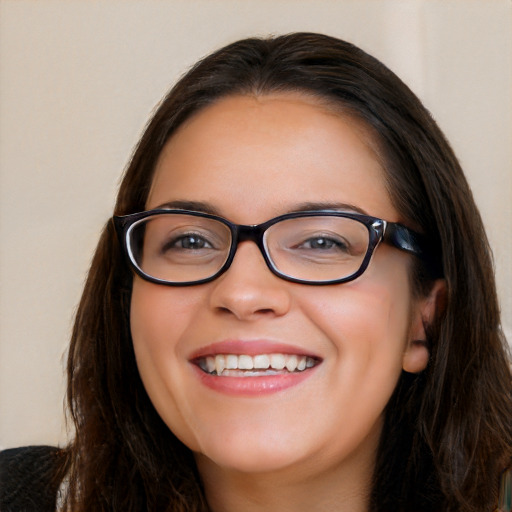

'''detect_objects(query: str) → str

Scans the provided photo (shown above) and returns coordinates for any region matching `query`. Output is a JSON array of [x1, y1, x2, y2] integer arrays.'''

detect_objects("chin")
[[196, 441, 304, 475]]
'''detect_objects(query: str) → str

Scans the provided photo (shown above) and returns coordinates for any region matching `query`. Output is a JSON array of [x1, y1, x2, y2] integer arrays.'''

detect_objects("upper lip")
[[188, 339, 322, 361]]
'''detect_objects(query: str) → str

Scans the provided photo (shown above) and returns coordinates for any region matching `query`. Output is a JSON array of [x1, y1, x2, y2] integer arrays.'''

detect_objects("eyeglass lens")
[[127, 213, 371, 284]]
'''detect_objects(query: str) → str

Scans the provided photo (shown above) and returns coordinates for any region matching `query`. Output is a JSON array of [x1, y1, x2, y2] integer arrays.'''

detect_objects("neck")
[[195, 446, 375, 512]]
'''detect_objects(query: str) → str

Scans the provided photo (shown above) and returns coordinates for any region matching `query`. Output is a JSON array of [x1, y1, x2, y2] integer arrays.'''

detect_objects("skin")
[[130, 93, 441, 511]]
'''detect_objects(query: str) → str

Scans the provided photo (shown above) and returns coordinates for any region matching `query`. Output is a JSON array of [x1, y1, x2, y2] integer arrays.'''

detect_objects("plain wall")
[[0, 0, 511, 449]]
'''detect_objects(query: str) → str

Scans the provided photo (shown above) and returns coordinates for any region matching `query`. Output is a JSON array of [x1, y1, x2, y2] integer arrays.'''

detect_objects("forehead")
[[148, 93, 397, 223]]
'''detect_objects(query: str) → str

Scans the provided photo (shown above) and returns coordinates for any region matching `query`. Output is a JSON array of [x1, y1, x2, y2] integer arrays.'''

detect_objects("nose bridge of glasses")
[[234, 224, 267, 255], [225, 223, 274, 273]]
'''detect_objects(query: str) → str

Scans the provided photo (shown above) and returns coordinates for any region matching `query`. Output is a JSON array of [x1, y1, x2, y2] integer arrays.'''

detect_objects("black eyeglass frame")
[[113, 209, 436, 286]]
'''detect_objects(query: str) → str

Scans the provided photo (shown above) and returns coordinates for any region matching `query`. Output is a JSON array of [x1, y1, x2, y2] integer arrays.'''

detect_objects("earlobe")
[[402, 339, 430, 373], [402, 279, 446, 374]]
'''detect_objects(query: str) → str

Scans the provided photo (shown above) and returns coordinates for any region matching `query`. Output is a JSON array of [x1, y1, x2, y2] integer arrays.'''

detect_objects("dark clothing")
[[0, 446, 63, 512], [1, 445, 510, 511]]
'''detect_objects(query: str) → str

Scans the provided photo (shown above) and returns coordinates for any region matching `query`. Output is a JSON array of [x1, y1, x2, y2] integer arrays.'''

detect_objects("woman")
[[2, 33, 510, 512]]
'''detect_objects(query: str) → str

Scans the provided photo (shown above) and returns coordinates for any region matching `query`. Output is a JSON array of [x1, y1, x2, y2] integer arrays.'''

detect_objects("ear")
[[402, 279, 446, 373]]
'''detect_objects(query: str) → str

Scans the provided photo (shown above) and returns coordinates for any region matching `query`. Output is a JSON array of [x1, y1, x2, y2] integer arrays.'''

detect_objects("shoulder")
[[0, 445, 65, 512]]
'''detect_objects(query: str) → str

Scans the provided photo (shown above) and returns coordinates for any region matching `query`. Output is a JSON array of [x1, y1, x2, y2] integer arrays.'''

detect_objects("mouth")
[[194, 353, 318, 377], [189, 340, 322, 395]]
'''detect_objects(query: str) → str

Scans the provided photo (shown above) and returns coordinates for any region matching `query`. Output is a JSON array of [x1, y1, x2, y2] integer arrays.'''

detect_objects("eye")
[[162, 233, 214, 252], [297, 236, 349, 252]]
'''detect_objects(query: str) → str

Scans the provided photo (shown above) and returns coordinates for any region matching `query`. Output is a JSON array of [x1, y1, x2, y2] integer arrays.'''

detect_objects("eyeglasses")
[[114, 209, 432, 286]]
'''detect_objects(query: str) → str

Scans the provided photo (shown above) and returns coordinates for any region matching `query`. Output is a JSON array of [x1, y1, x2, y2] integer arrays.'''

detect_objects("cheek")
[[275, 265, 415, 465], [302, 258, 413, 378], [130, 277, 202, 350], [309, 288, 410, 341], [129, 278, 204, 447], [130, 278, 180, 397]]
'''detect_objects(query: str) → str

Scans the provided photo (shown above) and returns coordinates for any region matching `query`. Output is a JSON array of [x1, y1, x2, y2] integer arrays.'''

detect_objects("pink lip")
[[188, 340, 321, 397], [189, 339, 320, 359], [192, 365, 317, 396]]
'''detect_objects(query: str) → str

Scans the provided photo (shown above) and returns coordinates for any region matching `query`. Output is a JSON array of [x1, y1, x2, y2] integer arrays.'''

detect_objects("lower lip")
[[191, 364, 317, 396]]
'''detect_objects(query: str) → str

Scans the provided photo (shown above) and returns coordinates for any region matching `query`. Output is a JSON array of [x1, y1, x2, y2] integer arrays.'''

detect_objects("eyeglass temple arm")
[[384, 223, 424, 256], [113, 216, 127, 248], [384, 222, 443, 278]]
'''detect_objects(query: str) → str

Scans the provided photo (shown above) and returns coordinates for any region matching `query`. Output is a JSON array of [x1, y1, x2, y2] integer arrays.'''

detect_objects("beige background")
[[0, 0, 511, 449]]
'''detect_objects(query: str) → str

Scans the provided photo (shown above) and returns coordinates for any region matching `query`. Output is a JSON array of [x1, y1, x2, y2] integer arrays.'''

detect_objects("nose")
[[208, 241, 292, 321]]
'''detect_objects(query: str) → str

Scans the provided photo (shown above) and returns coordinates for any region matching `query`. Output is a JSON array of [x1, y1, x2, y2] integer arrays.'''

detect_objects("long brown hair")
[[63, 33, 511, 511]]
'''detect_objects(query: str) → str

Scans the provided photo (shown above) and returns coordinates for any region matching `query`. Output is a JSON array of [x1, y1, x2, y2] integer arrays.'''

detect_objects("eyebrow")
[[154, 200, 369, 217], [154, 200, 222, 215], [291, 201, 369, 215]]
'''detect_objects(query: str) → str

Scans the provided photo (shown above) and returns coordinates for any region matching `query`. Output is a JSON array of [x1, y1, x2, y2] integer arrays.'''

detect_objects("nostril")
[[256, 308, 275, 315]]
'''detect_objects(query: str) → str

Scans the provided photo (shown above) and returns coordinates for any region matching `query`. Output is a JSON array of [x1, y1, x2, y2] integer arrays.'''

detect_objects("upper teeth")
[[198, 354, 316, 375]]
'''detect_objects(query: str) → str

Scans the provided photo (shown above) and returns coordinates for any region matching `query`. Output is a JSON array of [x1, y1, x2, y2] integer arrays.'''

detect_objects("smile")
[[196, 353, 317, 376], [189, 341, 322, 395]]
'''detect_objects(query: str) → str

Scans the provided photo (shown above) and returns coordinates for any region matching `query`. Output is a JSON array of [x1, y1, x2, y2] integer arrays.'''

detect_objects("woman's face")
[[130, 93, 432, 480]]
